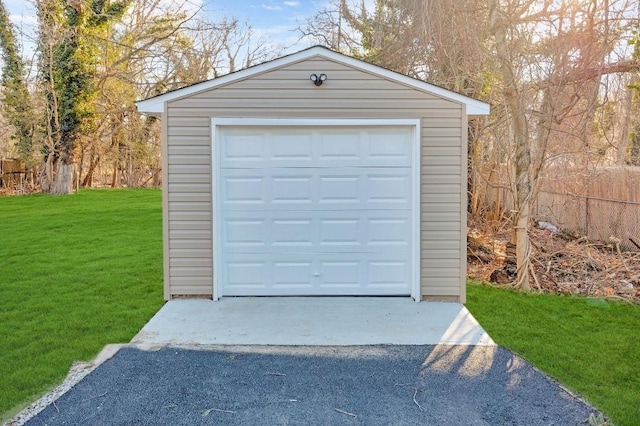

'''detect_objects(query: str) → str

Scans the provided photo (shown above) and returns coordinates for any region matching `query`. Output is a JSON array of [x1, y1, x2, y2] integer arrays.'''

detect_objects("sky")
[[4, 0, 339, 56], [204, 0, 332, 50]]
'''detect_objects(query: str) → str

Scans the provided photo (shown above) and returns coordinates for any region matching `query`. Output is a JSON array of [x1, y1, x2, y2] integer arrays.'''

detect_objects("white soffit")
[[135, 46, 490, 116]]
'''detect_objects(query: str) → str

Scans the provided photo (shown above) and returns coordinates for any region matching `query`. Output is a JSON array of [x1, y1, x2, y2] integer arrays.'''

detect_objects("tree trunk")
[[617, 82, 633, 165], [128, 147, 133, 187], [468, 118, 486, 216], [111, 159, 118, 188], [77, 145, 84, 186], [50, 162, 74, 194], [40, 153, 54, 193], [152, 167, 161, 187], [81, 154, 100, 187], [489, 0, 531, 291]]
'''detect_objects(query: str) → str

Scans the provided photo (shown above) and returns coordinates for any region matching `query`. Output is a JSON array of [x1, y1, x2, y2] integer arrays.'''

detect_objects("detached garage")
[[136, 46, 489, 303]]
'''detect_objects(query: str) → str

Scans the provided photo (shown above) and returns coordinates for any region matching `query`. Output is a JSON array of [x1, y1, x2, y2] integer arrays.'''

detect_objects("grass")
[[0, 189, 164, 420], [466, 282, 640, 426]]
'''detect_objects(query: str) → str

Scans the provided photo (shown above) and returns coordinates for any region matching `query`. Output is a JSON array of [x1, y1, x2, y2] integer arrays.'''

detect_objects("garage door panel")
[[369, 261, 411, 288], [272, 175, 314, 204], [321, 260, 360, 285], [222, 252, 410, 295], [220, 168, 411, 210], [270, 133, 314, 160], [272, 218, 314, 247], [226, 261, 266, 288], [367, 174, 412, 205], [223, 176, 265, 205], [367, 131, 412, 161], [220, 210, 411, 253], [318, 134, 360, 160], [318, 176, 360, 204], [220, 132, 267, 163], [273, 260, 314, 286], [367, 217, 411, 247], [224, 218, 266, 248], [319, 218, 360, 247], [220, 127, 412, 168]]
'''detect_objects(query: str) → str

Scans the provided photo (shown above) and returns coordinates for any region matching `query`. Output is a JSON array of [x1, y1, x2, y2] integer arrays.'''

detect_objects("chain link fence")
[[535, 190, 640, 251]]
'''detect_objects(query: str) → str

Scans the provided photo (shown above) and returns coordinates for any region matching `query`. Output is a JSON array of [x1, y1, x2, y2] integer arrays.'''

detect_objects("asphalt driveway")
[[25, 345, 599, 425]]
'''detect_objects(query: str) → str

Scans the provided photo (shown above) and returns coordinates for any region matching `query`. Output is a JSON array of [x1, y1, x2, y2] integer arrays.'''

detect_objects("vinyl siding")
[[163, 55, 467, 301]]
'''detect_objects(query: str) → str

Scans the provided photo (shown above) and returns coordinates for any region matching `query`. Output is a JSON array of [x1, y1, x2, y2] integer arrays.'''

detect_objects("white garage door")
[[213, 119, 419, 298]]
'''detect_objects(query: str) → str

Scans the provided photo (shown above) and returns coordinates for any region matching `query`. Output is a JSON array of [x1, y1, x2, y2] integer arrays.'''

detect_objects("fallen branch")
[[202, 408, 236, 416], [83, 391, 107, 402], [334, 408, 357, 418], [529, 261, 541, 291], [413, 388, 425, 412]]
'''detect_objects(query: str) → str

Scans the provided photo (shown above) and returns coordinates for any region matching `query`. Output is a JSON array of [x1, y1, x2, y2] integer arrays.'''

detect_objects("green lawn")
[[0, 189, 164, 420], [466, 282, 640, 426]]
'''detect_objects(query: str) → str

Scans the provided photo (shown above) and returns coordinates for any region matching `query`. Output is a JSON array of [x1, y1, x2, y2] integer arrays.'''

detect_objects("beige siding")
[[163, 55, 467, 301]]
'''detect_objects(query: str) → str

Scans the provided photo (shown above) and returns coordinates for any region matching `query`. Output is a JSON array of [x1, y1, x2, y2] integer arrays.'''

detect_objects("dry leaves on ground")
[[468, 219, 640, 302]]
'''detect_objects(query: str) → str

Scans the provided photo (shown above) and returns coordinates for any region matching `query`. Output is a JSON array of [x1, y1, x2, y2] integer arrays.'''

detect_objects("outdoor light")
[[310, 73, 327, 86]]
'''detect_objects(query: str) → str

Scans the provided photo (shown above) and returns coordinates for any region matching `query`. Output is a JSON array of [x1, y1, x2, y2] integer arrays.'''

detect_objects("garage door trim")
[[211, 118, 421, 301]]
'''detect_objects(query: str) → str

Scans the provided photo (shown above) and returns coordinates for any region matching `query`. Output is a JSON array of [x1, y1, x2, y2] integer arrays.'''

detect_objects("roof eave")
[[135, 46, 491, 116], [467, 103, 491, 116], [135, 99, 163, 115]]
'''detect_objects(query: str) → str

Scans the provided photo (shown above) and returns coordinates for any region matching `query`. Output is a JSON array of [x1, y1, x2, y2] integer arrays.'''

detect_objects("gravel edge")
[[4, 344, 126, 426]]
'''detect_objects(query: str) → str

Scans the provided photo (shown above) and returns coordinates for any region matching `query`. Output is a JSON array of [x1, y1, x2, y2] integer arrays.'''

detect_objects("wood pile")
[[468, 219, 640, 301]]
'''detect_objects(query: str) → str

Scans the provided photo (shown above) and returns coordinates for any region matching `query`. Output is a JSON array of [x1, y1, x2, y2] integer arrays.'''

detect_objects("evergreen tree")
[[0, 0, 34, 161]]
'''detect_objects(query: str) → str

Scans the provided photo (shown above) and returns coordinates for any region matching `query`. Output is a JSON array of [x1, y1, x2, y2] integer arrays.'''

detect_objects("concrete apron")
[[131, 297, 494, 348]]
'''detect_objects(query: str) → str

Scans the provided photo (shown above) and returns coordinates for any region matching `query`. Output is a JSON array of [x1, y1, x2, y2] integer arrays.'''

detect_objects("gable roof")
[[136, 45, 490, 116]]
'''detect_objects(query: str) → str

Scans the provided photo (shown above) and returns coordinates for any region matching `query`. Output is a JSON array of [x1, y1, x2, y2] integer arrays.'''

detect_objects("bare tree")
[[76, 0, 280, 188], [488, 0, 534, 290]]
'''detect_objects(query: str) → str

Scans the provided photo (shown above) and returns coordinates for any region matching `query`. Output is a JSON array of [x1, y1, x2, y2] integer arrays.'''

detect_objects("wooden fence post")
[[585, 196, 590, 239]]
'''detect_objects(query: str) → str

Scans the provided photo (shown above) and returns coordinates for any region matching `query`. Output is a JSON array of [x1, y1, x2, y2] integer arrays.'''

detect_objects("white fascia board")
[[136, 46, 490, 116], [317, 49, 490, 116]]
